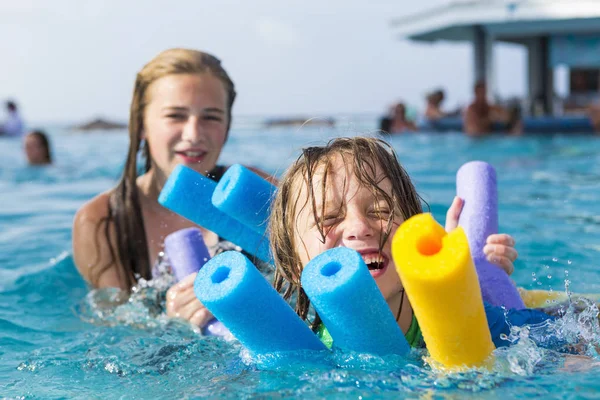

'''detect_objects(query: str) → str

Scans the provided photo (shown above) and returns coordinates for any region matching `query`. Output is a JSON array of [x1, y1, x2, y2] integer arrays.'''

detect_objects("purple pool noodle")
[[203, 319, 230, 337], [194, 251, 326, 355], [158, 165, 271, 263], [211, 164, 275, 237], [164, 227, 231, 337], [164, 228, 211, 282], [301, 247, 410, 356], [456, 161, 525, 309]]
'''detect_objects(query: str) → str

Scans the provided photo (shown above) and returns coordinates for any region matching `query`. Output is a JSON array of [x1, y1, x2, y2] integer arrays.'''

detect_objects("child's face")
[[294, 154, 404, 301]]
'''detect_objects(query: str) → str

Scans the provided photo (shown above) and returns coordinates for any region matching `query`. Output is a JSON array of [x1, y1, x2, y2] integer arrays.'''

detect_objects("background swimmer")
[[24, 130, 52, 165]]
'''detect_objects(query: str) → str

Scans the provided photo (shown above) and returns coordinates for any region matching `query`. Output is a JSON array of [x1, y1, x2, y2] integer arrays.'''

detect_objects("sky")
[[0, 0, 536, 124]]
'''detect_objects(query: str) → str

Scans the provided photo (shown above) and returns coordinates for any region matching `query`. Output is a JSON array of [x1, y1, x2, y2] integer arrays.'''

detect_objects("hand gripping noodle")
[[391, 213, 495, 369], [158, 165, 271, 263], [212, 164, 276, 237], [193, 251, 326, 355], [301, 247, 410, 356], [164, 228, 229, 337], [456, 161, 525, 309]]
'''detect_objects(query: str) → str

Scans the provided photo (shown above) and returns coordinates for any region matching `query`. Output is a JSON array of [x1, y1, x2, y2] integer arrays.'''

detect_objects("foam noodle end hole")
[[212, 266, 231, 284], [221, 175, 232, 192], [321, 261, 342, 277], [416, 234, 442, 256]]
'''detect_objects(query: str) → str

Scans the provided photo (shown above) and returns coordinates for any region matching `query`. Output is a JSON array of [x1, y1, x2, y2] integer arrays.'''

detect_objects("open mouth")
[[175, 150, 207, 163], [362, 253, 387, 271]]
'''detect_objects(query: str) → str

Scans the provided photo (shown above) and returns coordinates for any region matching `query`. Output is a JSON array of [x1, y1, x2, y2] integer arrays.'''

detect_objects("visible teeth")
[[185, 151, 203, 157], [363, 254, 384, 265]]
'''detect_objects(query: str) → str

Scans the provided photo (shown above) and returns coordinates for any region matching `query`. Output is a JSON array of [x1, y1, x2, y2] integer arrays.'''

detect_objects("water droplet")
[[567, 260, 572, 265], [532, 272, 536, 276], [547, 275, 552, 279]]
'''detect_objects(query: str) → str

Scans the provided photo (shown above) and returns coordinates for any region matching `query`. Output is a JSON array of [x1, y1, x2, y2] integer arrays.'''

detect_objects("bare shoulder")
[[75, 191, 111, 223], [72, 191, 122, 288]]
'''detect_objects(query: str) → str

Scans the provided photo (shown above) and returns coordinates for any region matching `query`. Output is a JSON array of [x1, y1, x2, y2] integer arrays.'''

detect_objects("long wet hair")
[[270, 137, 424, 329], [91, 48, 236, 290]]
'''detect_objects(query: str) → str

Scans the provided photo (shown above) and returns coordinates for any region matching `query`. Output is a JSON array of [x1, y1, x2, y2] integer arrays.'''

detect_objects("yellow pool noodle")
[[518, 288, 568, 309], [519, 288, 600, 309], [391, 213, 495, 369]]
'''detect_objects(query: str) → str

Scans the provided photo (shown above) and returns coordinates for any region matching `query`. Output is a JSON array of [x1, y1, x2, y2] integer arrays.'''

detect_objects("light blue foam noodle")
[[193, 251, 326, 355], [158, 165, 271, 263], [301, 247, 410, 356], [211, 164, 276, 237]]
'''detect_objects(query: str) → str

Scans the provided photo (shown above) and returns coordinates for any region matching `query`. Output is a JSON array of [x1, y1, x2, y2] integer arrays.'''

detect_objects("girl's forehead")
[[300, 158, 392, 199], [316, 155, 388, 183]]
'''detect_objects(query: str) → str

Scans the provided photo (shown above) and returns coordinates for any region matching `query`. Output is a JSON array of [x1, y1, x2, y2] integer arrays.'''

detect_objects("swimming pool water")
[[2, 120, 600, 399]]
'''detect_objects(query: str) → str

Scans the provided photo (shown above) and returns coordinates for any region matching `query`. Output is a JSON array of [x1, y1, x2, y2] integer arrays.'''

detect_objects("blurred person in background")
[[0, 100, 24, 137], [24, 130, 52, 165]]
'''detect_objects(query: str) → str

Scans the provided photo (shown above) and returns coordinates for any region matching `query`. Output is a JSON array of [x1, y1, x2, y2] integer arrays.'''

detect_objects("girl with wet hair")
[[73, 48, 273, 328], [269, 136, 523, 347]]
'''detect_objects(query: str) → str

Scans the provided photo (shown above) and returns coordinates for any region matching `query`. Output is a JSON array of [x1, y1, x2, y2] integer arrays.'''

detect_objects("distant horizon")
[[26, 110, 384, 127], [1, 0, 571, 124]]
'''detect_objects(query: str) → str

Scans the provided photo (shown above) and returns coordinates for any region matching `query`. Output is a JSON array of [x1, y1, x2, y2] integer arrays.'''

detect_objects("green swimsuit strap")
[[317, 314, 424, 349]]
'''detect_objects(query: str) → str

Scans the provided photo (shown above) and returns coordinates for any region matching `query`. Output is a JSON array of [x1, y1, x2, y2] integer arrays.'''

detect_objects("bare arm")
[[72, 192, 124, 289]]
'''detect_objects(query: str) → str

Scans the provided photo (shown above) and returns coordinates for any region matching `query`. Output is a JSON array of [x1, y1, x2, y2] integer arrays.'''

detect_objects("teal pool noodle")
[[193, 251, 326, 354], [301, 247, 410, 356], [211, 164, 276, 236], [158, 165, 271, 263]]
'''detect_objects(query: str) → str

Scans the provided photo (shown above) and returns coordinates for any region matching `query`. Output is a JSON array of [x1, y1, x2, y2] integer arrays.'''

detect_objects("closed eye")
[[203, 114, 223, 122], [320, 214, 341, 227], [370, 208, 391, 219], [166, 113, 187, 121]]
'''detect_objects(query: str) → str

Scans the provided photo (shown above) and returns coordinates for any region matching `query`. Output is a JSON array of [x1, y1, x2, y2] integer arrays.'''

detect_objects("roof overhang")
[[391, 0, 600, 44]]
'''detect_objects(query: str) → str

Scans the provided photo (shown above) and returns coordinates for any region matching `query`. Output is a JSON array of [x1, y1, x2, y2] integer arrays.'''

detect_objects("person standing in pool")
[[0, 100, 24, 137], [463, 81, 521, 136], [424, 90, 448, 122], [380, 103, 418, 134], [72, 48, 274, 328]]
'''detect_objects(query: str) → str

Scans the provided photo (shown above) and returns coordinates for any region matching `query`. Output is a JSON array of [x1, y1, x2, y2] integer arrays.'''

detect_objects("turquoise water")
[[2, 119, 600, 398]]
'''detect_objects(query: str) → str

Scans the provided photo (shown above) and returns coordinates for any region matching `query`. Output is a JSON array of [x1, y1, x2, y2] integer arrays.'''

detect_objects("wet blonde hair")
[[270, 136, 424, 328], [93, 48, 236, 290]]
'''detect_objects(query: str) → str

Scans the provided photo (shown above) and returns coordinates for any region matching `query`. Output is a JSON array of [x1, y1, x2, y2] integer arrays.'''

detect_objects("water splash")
[[73, 261, 179, 330]]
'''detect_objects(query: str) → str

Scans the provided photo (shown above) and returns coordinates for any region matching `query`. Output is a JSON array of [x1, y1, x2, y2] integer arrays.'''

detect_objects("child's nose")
[[343, 214, 374, 241]]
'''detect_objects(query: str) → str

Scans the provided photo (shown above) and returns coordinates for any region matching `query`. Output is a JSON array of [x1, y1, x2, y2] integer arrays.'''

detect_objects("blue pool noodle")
[[211, 164, 276, 237], [456, 161, 525, 309], [158, 165, 271, 263], [301, 247, 410, 356], [193, 251, 326, 354], [164, 228, 230, 337]]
